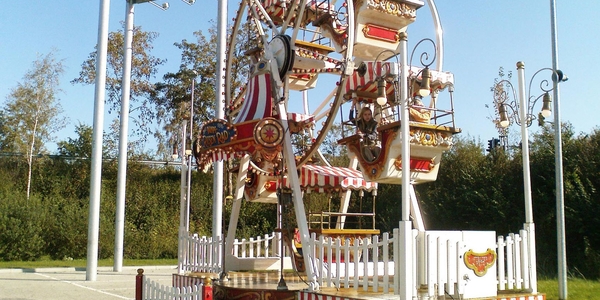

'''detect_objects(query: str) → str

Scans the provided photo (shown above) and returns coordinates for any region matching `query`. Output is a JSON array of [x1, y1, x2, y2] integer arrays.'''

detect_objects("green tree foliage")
[[416, 136, 523, 233], [1, 51, 67, 199], [0, 110, 9, 150], [0, 194, 46, 261], [56, 123, 94, 158], [151, 27, 218, 156], [1, 123, 600, 278], [151, 22, 252, 157], [71, 25, 165, 143]]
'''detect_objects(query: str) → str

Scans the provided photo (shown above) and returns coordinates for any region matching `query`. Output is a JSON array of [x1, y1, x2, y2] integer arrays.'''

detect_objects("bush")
[[0, 194, 46, 261]]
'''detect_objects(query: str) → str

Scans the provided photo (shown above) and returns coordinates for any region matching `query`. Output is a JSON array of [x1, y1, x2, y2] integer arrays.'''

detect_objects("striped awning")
[[266, 165, 377, 193], [288, 112, 314, 123], [301, 165, 377, 192], [345, 61, 396, 97], [234, 70, 274, 124]]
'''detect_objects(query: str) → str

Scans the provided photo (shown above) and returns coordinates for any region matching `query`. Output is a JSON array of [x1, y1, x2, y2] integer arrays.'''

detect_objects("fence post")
[[135, 268, 144, 300], [202, 276, 213, 300]]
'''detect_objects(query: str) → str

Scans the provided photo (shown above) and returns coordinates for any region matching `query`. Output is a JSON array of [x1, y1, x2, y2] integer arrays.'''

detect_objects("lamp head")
[[172, 143, 178, 159], [541, 92, 552, 117], [498, 104, 510, 128], [376, 78, 387, 106], [418, 67, 431, 97]]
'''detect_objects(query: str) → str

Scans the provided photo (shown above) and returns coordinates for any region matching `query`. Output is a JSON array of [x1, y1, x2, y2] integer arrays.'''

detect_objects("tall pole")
[[114, 0, 135, 273], [550, 0, 567, 298], [398, 32, 412, 300], [87, 0, 110, 281], [180, 122, 188, 231], [186, 75, 195, 232], [214, 0, 227, 247], [516, 62, 537, 292]]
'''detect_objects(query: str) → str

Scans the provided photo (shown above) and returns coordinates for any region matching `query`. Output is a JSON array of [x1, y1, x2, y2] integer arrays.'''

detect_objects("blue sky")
[[1, 1, 598, 154]]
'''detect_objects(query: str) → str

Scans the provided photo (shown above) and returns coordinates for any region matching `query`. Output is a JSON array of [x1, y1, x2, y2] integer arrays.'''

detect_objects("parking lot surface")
[[0, 265, 175, 300]]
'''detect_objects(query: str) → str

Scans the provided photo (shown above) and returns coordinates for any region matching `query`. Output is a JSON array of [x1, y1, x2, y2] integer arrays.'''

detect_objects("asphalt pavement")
[[0, 265, 176, 300]]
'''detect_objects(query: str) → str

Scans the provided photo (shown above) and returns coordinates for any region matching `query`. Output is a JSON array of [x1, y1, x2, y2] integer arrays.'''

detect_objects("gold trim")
[[394, 156, 435, 172]]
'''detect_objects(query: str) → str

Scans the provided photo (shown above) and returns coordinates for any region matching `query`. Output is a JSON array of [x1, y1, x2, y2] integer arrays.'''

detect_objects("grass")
[[0, 257, 177, 269], [538, 278, 600, 300]]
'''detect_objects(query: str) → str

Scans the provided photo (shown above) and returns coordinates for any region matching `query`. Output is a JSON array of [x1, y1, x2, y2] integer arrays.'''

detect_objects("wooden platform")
[[213, 271, 307, 300], [212, 271, 395, 300], [208, 271, 546, 300]]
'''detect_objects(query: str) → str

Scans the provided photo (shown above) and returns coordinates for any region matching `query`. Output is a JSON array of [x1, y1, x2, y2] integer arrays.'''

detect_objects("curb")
[[0, 265, 178, 274]]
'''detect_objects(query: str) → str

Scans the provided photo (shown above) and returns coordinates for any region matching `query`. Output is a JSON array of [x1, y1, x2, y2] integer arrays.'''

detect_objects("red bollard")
[[135, 268, 144, 300]]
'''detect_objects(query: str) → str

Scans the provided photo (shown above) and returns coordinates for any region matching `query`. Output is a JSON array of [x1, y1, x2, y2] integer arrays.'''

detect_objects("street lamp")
[[113, 0, 176, 273], [492, 61, 566, 294], [368, 34, 440, 300], [133, 0, 170, 10]]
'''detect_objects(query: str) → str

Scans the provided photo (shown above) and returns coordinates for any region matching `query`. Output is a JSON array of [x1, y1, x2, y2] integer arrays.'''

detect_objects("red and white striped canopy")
[[267, 165, 377, 193], [234, 71, 274, 124], [301, 165, 377, 192]]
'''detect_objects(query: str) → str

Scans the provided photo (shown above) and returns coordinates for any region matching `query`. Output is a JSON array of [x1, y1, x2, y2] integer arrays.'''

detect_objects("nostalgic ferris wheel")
[[193, 0, 459, 287]]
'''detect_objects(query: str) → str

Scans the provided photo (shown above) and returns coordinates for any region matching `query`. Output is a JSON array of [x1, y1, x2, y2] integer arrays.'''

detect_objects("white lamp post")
[[87, 0, 110, 282], [493, 61, 566, 293], [114, 0, 170, 273]]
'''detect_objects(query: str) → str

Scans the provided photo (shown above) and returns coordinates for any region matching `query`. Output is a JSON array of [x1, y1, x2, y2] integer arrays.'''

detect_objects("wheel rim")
[[224, 0, 355, 170]]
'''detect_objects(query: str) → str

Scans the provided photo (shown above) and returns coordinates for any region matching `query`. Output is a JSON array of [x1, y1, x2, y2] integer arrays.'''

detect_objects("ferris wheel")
[[194, 0, 459, 287], [222, 0, 358, 171]]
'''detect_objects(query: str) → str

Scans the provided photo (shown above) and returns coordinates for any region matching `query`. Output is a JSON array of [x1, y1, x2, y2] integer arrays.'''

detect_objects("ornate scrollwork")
[[368, 0, 418, 19]]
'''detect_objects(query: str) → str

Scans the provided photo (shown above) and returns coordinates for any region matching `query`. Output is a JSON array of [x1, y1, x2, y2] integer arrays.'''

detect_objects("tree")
[[151, 26, 216, 156], [57, 123, 94, 159], [0, 110, 10, 150], [1, 51, 67, 199], [151, 22, 253, 157], [71, 24, 165, 144]]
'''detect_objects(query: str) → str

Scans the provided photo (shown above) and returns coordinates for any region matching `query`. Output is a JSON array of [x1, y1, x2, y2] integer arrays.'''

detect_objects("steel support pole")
[[87, 0, 110, 281], [186, 77, 195, 232], [550, 0, 567, 298], [114, 1, 135, 272], [179, 122, 188, 231]]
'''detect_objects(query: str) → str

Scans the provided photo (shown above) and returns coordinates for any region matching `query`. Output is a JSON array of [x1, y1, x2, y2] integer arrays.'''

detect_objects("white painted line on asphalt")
[[34, 273, 132, 299]]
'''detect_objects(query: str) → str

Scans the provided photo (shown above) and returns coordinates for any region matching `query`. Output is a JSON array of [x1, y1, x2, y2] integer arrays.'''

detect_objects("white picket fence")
[[177, 229, 223, 274], [314, 230, 398, 294], [314, 229, 534, 297], [169, 227, 535, 299], [497, 229, 532, 291], [177, 230, 281, 273], [231, 232, 280, 258], [141, 276, 204, 300]]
